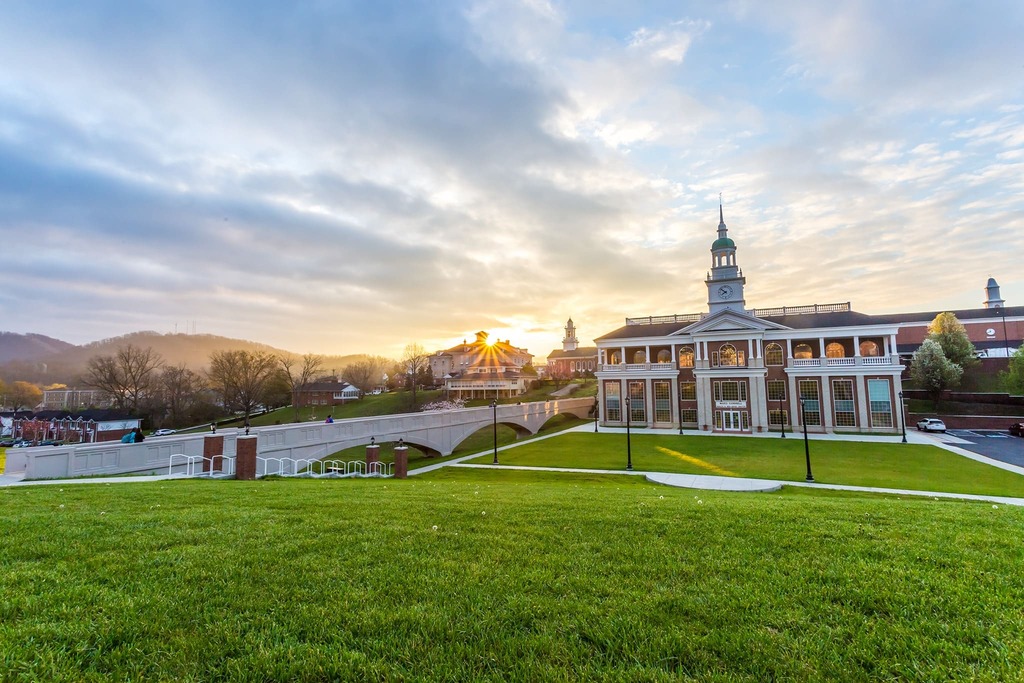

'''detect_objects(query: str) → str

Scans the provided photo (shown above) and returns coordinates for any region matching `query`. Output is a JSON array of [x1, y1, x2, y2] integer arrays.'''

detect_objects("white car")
[[916, 418, 947, 433], [152, 429, 177, 436]]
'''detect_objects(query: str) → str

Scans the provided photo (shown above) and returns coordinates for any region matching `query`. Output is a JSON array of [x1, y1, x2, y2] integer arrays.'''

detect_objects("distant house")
[[293, 377, 361, 407], [436, 331, 534, 399], [8, 409, 141, 443]]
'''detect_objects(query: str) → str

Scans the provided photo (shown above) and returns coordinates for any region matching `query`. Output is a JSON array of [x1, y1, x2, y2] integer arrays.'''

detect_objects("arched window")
[[825, 342, 846, 358], [610, 352, 621, 365], [633, 350, 646, 364], [859, 340, 880, 357], [793, 343, 814, 359], [719, 344, 738, 367], [765, 343, 784, 366], [656, 349, 671, 363], [679, 346, 694, 368]]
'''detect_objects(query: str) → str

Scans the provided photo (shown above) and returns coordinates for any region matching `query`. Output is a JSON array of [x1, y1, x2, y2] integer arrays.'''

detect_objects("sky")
[[1, 1, 1023, 361]]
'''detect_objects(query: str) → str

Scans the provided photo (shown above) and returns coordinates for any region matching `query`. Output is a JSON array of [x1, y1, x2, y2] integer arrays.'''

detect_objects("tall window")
[[793, 343, 814, 359], [718, 344, 738, 366], [832, 379, 856, 427], [609, 351, 621, 365], [604, 381, 621, 421], [680, 381, 696, 401], [633, 350, 646, 364], [679, 346, 694, 368], [868, 379, 893, 428], [628, 381, 646, 422], [656, 349, 671, 363], [767, 379, 786, 402], [680, 408, 698, 424], [765, 343, 784, 366], [769, 410, 789, 427], [825, 342, 846, 358], [713, 381, 747, 402], [859, 340, 881, 357], [798, 380, 821, 425], [654, 381, 672, 422]]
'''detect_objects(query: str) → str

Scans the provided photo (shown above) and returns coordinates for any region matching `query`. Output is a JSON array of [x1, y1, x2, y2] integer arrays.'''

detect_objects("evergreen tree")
[[927, 312, 977, 370], [911, 338, 963, 406]]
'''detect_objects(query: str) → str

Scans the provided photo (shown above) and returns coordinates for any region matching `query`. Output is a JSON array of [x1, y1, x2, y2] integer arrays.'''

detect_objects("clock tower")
[[705, 203, 747, 314]]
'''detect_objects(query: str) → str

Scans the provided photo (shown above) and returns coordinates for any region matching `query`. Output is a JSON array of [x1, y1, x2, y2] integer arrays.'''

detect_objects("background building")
[[546, 318, 598, 377], [431, 331, 534, 399]]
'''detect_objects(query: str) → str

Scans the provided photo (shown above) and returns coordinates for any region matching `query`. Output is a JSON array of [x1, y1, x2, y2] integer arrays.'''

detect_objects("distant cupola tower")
[[562, 317, 579, 352], [705, 201, 747, 314], [984, 277, 1005, 309]]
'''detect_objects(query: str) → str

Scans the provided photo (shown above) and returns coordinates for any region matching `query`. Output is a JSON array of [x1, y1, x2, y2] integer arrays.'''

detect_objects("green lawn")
[[466, 432, 1024, 498], [1, 474, 1022, 681]]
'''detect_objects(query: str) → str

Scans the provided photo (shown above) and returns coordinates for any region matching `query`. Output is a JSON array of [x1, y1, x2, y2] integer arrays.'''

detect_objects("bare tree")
[[207, 350, 279, 422], [547, 362, 572, 390], [279, 353, 325, 420], [9, 380, 42, 412], [342, 356, 389, 397], [158, 364, 208, 427], [83, 344, 163, 413], [401, 343, 430, 409]]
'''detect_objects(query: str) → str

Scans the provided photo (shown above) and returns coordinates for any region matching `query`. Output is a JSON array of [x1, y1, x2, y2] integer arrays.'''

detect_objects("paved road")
[[939, 428, 1024, 467]]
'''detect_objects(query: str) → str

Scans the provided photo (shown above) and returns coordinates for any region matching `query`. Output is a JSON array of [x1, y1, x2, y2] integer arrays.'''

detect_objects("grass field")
[[1, 472, 1022, 681], [466, 432, 1024, 497]]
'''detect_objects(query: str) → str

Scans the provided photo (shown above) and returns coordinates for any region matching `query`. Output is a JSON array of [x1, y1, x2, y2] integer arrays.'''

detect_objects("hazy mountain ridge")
[[0, 332, 77, 364], [0, 331, 375, 384]]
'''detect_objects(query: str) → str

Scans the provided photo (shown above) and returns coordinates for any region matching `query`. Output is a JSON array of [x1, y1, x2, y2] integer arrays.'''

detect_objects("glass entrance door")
[[723, 411, 742, 431]]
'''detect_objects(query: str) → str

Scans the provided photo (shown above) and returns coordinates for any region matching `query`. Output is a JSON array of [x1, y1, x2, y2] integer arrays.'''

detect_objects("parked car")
[[916, 418, 947, 433], [1009, 423, 1024, 437], [152, 429, 177, 437], [0, 439, 14, 447]]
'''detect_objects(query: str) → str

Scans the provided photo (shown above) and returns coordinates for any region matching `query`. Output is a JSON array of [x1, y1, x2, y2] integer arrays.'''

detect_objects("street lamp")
[[490, 399, 499, 465], [899, 391, 907, 443], [778, 393, 786, 438], [594, 397, 599, 433], [800, 398, 813, 482], [625, 395, 633, 471], [678, 387, 684, 435]]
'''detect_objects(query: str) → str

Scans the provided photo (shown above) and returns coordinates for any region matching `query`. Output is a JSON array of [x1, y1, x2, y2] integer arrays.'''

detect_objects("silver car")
[[916, 418, 947, 433]]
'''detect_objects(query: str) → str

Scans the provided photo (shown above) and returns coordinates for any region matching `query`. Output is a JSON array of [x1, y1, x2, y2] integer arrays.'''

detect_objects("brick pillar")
[[366, 444, 380, 475], [236, 436, 258, 480], [393, 446, 408, 479], [203, 435, 224, 473]]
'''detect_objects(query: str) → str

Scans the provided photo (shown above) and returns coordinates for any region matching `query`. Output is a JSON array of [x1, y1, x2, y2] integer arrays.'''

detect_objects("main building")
[[595, 207, 908, 434]]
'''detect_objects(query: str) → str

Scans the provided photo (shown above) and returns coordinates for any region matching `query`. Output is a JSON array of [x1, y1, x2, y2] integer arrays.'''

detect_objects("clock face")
[[718, 285, 734, 300]]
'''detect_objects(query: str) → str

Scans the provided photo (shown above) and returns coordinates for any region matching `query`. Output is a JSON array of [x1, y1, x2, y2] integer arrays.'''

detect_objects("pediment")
[[678, 309, 789, 335]]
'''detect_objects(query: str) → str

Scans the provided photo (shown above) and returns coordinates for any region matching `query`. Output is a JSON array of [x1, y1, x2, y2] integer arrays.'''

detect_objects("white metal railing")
[[790, 358, 822, 367], [167, 454, 235, 477], [256, 456, 394, 478], [603, 363, 679, 372], [826, 357, 856, 366]]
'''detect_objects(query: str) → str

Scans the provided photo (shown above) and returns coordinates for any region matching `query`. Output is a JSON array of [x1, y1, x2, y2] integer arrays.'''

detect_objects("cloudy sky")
[[2, 1, 1022, 359]]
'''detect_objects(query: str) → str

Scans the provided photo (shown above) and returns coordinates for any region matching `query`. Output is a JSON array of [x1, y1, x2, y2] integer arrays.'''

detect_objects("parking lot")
[[937, 429, 1024, 468]]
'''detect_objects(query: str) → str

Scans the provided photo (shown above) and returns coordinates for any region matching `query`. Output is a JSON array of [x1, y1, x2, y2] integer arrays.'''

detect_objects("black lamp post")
[[899, 391, 907, 443], [678, 387, 684, 435], [490, 399, 499, 465], [594, 397, 599, 433], [800, 398, 813, 482], [625, 395, 633, 471], [779, 394, 786, 438]]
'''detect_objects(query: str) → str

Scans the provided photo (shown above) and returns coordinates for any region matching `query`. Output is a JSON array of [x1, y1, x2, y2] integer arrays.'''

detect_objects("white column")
[[856, 374, 869, 429], [853, 336, 861, 356], [820, 377, 833, 431], [818, 337, 826, 358], [786, 339, 793, 358], [645, 345, 651, 364], [620, 346, 626, 364]]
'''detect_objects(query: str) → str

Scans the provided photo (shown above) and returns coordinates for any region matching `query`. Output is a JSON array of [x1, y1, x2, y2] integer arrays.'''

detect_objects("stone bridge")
[[6, 398, 596, 480]]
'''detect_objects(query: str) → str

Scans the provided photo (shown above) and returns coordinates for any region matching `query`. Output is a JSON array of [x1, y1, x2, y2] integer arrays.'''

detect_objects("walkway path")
[[4, 423, 1023, 507]]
